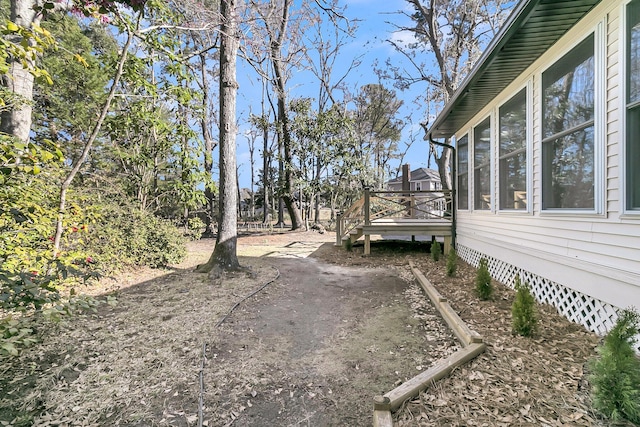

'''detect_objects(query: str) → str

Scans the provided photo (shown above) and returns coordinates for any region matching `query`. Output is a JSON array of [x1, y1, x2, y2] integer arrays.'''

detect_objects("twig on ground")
[[215, 267, 281, 328]]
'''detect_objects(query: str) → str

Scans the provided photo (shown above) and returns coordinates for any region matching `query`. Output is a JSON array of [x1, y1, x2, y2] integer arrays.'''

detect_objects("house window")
[[542, 34, 595, 210], [457, 134, 469, 210], [627, 0, 640, 210], [474, 118, 491, 210], [499, 89, 527, 210]]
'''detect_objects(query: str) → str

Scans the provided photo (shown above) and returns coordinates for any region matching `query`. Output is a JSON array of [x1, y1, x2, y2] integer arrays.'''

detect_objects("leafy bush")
[[0, 148, 95, 312], [86, 204, 187, 270], [446, 247, 457, 277], [0, 316, 37, 357], [185, 216, 205, 240], [511, 276, 537, 337], [589, 308, 640, 424], [475, 258, 493, 300], [431, 241, 441, 262]]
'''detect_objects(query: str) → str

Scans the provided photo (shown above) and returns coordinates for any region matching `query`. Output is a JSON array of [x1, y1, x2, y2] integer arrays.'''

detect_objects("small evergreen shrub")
[[344, 238, 353, 252], [511, 276, 537, 337], [475, 258, 493, 300], [431, 241, 441, 262], [446, 247, 457, 277], [589, 308, 640, 424]]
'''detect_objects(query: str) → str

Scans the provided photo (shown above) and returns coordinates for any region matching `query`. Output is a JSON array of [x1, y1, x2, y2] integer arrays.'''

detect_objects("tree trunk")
[[275, 143, 285, 227], [314, 157, 321, 223], [197, 0, 240, 272], [262, 130, 271, 224], [0, 0, 39, 141], [199, 53, 217, 238], [435, 142, 452, 191], [274, 74, 302, 230]]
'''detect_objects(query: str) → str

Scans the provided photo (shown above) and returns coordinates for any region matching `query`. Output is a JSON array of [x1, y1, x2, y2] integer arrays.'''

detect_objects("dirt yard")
[[0, 230, 612, 426]]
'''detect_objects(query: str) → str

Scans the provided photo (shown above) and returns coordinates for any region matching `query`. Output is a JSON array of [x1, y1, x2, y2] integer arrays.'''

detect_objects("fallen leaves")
[[394, 255, 603, 426]]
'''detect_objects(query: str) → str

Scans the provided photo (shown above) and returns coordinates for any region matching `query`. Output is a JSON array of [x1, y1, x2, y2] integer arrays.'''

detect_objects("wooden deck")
[[337, 190, 454, 255]]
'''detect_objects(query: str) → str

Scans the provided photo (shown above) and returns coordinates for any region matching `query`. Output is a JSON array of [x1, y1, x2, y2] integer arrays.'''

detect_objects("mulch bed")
[[312, 239, 618, 427]]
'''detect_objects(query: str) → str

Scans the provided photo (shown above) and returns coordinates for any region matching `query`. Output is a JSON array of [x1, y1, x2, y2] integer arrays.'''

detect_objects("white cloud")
[[388, 28, 418, 48]]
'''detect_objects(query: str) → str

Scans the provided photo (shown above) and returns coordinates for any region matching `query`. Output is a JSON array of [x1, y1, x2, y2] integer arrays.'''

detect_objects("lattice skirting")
[[457, 244, 639, 351]]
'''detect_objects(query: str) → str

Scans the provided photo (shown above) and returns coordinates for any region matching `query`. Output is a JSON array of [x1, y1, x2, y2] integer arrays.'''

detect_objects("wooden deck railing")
[[336, 189, 454, 245]]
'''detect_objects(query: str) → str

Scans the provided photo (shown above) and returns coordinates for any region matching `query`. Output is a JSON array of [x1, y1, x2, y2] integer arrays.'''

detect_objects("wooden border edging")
[[371, 262, 488, 426], [408, 261, 483, 346], [373, 409, 393, 427], [381, 342, 486, 411]]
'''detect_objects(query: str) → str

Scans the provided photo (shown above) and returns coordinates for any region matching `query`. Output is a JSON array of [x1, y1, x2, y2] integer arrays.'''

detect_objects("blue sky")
[[233, 0, 433, 189]]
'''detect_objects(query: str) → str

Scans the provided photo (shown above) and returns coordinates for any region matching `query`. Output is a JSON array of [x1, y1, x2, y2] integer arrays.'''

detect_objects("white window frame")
[[622, 0, 640, 216], [539, 22, 605, 215], [497, 83, 532, 213], [456, 133, 470, 211], [472, 116, 493, 212]]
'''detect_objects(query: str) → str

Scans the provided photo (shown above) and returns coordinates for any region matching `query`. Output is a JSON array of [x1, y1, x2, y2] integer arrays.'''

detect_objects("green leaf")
[[1, 342, 18, 356]]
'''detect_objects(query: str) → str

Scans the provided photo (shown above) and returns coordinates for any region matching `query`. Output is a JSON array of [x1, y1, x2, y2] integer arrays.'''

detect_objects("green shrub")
[[186, 216, 205, 240], [86, 205, 187, 269], [446, 247, 457, 277], [431, 241, 441, 262], [589, 308, 640, 424], [344, 237, 353, 252], [475, 258, 493, 300], [511, 276, 537, 337], [0, 316, 38, 357]]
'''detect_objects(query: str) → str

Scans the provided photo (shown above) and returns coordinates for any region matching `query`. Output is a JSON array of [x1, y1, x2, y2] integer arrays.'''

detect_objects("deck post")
[[444, 236, 451, 254], [364, 189, 370, 255], [364, 189, 370, 226], [410, 195, 415, 218]]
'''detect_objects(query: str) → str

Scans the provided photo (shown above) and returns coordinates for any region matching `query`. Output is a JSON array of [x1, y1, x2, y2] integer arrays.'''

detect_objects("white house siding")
[[453, 0, 640, 338], [607, 7, 621, 215]]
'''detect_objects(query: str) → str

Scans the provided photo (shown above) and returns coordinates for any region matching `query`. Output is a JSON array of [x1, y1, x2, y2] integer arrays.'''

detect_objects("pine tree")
[[431, 241, 441, 262], [475, 258, 493, 300], [511, 276, 537, 337], [589, 309, 640, 423], [446, 247, 457, 277]]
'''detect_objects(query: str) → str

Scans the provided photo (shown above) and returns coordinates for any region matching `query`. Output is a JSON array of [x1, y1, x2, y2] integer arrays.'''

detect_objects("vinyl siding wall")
[[454, 0, 640, 314]]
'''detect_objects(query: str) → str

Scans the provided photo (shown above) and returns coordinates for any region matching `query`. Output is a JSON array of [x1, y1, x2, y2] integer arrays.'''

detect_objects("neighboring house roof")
[[426, 0, 602, 140], [387, 168, 440, 185], [239, 188, 252, 201]]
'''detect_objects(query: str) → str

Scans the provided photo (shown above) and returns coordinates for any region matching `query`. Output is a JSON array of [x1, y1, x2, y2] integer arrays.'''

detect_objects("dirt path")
[[0, 232, 459, 426], [207, 255, 457, 426]]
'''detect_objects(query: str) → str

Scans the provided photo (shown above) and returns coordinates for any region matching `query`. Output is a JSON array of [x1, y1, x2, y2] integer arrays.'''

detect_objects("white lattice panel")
[[456, 244, 640, 352]]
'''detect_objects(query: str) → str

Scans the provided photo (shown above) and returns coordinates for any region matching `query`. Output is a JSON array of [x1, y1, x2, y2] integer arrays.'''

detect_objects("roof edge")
[[425, 0, 538, 140]]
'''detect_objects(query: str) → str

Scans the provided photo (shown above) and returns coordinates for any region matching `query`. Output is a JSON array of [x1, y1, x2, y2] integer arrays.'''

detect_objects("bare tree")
[[250, 0, 305, 230], [384, 0, 511, 189], [245, 126, 258, 219], [302, 1, 359, 222]]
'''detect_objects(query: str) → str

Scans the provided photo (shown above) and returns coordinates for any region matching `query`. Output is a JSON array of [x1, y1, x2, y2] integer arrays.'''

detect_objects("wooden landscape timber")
[[410, 262, 483, 346], [372, 261, 486, 426]]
